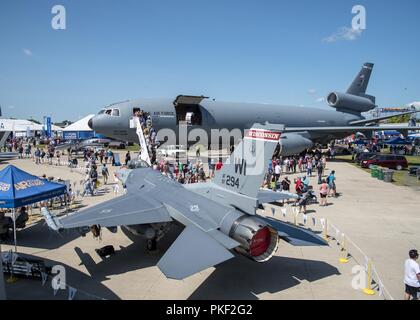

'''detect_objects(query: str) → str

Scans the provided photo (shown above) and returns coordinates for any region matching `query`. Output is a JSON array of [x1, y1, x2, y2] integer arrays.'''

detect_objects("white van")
[[157, 145, 187, 158]]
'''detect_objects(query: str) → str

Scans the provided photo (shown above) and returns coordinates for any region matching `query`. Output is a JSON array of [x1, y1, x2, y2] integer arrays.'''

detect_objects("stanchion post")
[[363, 259, 376, 295], [323, 218, 328, 241], [339, 234, 349, 263]]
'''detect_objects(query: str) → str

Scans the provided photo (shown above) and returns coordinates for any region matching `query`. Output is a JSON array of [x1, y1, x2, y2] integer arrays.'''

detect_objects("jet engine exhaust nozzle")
[[229, 216, 279, 263]]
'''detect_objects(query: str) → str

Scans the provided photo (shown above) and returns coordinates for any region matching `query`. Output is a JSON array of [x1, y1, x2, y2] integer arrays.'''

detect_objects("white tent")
[[0, 119, 62, 135], [62, 114, 95, 140]]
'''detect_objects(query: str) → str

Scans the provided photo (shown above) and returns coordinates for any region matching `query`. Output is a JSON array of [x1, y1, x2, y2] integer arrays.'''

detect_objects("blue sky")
[[0, 0, 419, 122]]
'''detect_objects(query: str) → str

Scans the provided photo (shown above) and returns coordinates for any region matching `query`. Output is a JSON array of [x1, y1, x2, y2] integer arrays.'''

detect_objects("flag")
[[364, 256, 369, 271], [281, 208, 287, 218], [320, 218, 325, 229]]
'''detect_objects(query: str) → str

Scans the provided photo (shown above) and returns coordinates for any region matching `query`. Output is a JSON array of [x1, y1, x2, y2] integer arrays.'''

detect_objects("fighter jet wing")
[[284, 126, 419, 133], [157, 225, 235, 280], [42, 192, 173, 230]]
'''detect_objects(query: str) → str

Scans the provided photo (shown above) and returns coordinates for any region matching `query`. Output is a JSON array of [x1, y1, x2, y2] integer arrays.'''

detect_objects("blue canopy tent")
[[0, 165, 66, 251], [384, 137, 412, 145]]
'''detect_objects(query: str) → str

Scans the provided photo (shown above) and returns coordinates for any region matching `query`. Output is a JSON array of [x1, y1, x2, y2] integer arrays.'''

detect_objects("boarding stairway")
[[130, 116, 152, 166]]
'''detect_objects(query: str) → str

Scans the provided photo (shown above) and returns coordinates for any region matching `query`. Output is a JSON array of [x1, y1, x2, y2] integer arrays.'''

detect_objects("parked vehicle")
[[361, 154, 408, 170], [157, 145, 187, 158], [355, 152, 378, 165]]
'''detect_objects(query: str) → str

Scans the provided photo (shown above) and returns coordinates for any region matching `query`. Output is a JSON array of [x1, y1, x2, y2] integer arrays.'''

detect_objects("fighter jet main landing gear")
[[147, 238, 157, 251]]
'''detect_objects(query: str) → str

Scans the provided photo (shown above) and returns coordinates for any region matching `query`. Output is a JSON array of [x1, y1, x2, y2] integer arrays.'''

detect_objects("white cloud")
[[316, 97, 325, 103], [23, 48, 32, 56], [323, 27, 363, 43], [308, 89, 316, 95]]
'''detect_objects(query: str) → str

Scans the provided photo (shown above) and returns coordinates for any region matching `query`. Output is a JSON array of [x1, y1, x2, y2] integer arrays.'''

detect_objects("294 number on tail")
[[225, 175, 240, 188]]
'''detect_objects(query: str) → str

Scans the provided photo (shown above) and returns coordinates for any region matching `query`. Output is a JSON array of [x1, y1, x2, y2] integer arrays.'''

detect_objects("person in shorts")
[[404, 249, 420, 300], [319, 179, 328, 207]]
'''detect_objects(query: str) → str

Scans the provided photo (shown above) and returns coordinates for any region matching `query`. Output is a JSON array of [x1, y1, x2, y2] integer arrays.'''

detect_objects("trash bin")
[[377, 168, 384, 180], [383, 169, 394, 183], [370, 165, 378, 178]]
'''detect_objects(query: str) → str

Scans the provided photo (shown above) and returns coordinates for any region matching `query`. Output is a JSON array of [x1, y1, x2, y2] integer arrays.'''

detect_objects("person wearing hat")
[[404, 249, 420, 300]]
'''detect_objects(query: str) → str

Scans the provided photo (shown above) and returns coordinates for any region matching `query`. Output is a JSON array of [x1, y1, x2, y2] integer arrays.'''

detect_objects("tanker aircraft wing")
[[284, 125, 419, 133]]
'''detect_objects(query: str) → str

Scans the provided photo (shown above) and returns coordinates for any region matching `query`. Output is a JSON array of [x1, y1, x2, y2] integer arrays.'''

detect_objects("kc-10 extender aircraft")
[[41, 124, 327, 280], [88, 63, 418, 155]]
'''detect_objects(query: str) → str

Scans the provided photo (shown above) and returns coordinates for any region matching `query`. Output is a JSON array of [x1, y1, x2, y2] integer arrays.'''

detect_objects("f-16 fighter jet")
[[42, 124, 327, 280]]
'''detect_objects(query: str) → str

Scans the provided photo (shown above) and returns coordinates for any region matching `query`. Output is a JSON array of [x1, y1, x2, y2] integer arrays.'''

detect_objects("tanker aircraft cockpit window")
[[101, 108, 120, 116]]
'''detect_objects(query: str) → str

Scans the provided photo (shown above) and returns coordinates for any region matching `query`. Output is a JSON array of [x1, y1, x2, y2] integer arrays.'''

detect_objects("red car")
[[361, 154, 408, 170]]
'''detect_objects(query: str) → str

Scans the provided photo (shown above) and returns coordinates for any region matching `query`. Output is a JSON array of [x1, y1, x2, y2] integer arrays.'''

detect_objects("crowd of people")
[[148, 157, 223, 185], [263, 149, 338, 214], [389, 144, 415, 155]]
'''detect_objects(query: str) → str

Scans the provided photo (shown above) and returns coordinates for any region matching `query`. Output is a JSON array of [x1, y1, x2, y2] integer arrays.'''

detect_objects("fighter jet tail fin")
[[213, 124, 283, 199], [347, 62, 374, 96]]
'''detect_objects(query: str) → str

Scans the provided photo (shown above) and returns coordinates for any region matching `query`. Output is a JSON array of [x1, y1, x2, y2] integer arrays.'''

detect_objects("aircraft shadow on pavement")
[[2, 221, 81, 250], [69, 225, 339, 300], [188, 254, 341, 300], [4, 253, 119, 300], [72, 225, 183, 283]]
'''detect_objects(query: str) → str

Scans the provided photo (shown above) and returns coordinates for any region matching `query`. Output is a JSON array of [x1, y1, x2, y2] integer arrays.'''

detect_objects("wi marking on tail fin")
[[234, 158, 247, 176]]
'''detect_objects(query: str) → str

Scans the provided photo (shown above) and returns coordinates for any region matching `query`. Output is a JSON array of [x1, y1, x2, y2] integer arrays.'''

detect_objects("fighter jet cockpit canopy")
[[127, 159, 151, 169]]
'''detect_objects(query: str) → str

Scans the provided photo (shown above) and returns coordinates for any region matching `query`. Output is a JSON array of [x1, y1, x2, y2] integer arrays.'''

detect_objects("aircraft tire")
[[147, 239, 157, 251]]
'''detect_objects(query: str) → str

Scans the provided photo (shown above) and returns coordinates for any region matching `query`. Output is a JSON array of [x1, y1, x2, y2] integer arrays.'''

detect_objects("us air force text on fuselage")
[[166, 304, 254, 318]]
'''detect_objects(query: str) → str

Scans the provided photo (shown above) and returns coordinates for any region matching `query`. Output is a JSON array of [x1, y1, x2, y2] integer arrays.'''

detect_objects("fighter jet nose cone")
[[88, 118, 93, 130]]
